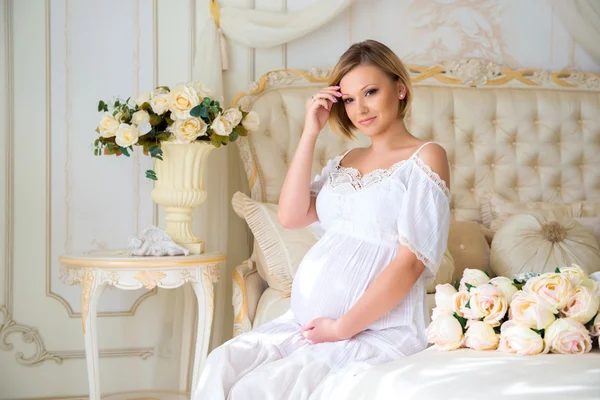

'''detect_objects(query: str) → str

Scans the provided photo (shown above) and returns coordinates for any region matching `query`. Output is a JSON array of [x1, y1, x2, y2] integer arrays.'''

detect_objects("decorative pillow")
[[446, 221, 492, 282], [426, 249, 455, 294], [576, 217, 600, 247], [231, 191, 317, 295], [490, 214, 600, 278], [480, 191, 587, 229]]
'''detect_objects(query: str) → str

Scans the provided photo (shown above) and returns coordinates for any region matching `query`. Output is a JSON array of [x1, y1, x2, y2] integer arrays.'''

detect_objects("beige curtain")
[[551, 0, 600, 65]]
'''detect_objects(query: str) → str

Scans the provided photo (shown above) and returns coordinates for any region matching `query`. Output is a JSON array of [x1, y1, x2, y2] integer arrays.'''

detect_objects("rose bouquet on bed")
[[426, 264, 600, 355]]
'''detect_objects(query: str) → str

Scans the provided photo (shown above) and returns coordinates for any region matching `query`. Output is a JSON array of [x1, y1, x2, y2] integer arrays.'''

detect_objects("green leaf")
[[98, 100, 106, 112], [555, 267, 561, 273], [145, 169, 157, 181], [229, 131, 239, 142], [531, 328, 544, 338], [453, 280, 460, 291], [121, 147, 130, 157], [466, 283, 475, 292], [465, 299, 471, 309], [233, 124, 247, 138], [493, 326, 501, 334], [149, 114, 163, 126], [453, 313, 468, 334], [484, 270, 490, 277]]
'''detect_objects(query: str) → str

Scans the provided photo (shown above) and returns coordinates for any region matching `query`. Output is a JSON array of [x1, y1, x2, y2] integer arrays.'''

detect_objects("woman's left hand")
[[301, 318, 348, 344]]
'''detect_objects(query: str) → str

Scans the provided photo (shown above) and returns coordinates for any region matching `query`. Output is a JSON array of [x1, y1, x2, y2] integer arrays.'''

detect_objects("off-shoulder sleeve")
[[397, 158, 451, 285]]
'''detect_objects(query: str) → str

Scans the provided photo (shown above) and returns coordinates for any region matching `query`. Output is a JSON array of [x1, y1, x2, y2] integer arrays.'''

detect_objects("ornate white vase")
[[150, 141, 215, 254]]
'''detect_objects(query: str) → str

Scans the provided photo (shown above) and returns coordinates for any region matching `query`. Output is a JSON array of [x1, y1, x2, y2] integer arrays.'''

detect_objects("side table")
[[58, 249, 226, 400]]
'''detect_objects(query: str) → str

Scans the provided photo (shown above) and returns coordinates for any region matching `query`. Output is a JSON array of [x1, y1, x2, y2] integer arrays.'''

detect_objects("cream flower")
[[168, 84, 200, 120], [189, 80, 212, 100], [468, 284, 508, 326], [171, 117, 207, 144], [560, 284, 600, 325], [134, 91, 152, 107], [459, 268, 490, 292], [151, 93, 170, 115], [523, 273, 573, 310], [464, 320, 499, 350], [131, 110, 150, 126], [98, 112, 119, 138], [435, 283, 458, 311], [223, 108, 243, 127], [509, 291, 557, 330], [560, 264, 588, 287], [497, 321, 548, 355], [242, 110, 260, 131], [589, 312, 600, 338], [489, 276, 518, 302], [426, 314, 465, 351], [545, 318, 592, 354], [452, 290, 471, 319], [115, 123, 140, 147], [211, 112, 234, 137]]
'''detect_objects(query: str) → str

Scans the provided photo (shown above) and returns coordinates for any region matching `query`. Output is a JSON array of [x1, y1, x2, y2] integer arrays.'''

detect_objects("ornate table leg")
[[189, 264, 219, 396], [80, 268, 106, 400]]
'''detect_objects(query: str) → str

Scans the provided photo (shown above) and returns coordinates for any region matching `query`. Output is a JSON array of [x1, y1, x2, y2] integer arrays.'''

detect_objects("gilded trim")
[[58, 254, 226, 269]]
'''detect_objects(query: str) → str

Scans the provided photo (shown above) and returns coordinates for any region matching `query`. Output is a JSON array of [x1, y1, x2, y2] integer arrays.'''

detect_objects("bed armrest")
[[232, 259, 267, 337]]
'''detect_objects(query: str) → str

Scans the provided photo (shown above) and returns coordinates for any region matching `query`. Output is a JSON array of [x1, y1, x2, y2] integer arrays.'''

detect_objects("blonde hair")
[[327, 40, 413, 139]]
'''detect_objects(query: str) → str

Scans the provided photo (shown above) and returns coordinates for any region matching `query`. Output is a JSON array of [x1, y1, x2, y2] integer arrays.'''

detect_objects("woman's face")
[[339, 64, 404, 137]]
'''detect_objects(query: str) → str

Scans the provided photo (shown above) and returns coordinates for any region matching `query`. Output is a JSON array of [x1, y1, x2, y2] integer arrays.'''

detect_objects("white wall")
[[1, 0, 598, 399]]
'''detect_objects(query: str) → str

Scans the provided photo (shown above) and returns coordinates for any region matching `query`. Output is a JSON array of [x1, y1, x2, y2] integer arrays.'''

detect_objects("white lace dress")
[[247, 141, 452, 370]]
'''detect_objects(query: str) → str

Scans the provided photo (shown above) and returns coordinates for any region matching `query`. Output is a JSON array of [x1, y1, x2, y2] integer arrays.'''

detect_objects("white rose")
[[545, 318, 592, 354], [560, 264, 588, 287], [523, 273, 573, 310], [98, 112, 119, 138], [115, 123, 140, 147], [560, 285, 600, 325], [188, 80, 213, 100], [452, 290, 471, 319], [131, 110, 150, 126], [134, 91, 152, 107], [223, 107, 243, 127], [211, 112, 233, 137], [589, 312, 600, 338], [151, 93, 170, 115], [509, 291, 557, 330], [242, 111, 260, 131], [459, 268, 490, 292], [426, 314, 465, 351], [168, 84, 200, 120], [464, 320, 499, 350], [172, 117, 208, 144], [153, 86, 169, 96], [497, 321, 548, 355], [435, 283, 458, 312], [489, 276, 518, 302], [468, 284, 508, 326]]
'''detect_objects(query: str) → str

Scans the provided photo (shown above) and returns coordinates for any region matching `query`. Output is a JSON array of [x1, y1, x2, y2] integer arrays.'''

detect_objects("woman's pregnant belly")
[[290, 231, 397, 325]]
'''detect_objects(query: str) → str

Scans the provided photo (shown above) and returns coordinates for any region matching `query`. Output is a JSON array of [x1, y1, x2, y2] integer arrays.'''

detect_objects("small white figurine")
[[128, 226, 190, 256]]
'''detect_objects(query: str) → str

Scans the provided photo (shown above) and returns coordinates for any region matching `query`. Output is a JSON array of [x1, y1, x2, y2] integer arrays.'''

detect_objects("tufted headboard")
[[232, 59, 600, 222]]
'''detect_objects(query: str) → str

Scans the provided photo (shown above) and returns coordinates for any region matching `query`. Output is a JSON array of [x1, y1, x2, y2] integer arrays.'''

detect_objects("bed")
[[229, 58, 600, 399]]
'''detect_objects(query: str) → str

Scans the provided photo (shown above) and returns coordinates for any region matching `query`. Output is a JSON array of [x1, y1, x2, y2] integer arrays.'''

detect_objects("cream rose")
[[523, 273, 573, 310], [545, 318, 592, 354], [452, 290, 471, 319], [189, 80, 212, 100], [223, 108, 243, 127], [98, 112, 119, 138], [560, 264, 588, 287], [426, 314, 465, 351], [134, 91, 152, 107], [168, 85, 200, 120], [509, 291, 557, 330], [468, 284, 508, 326], [211, 112, 234, 137], [489, 276, 518, 302], [464, 320, 499, 350], [131, 110, 150, 125], [435, 284, 458, 311], [497, 321, 548, 355], [242, 110, 260, 132], [560, 285, 600, 325], [589, 312, 600, 338], [459, 268, 490, 292], [151, 93, 170, 115], [172, 117, 208, 144], [115, 123, 140, 147]]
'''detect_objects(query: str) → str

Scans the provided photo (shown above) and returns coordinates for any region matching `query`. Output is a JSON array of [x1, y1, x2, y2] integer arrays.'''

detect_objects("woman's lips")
[[359, 116, 376, 126]]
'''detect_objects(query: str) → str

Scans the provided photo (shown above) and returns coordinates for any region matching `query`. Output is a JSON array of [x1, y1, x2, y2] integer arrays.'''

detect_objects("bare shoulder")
[[416, 143, 450, 188]]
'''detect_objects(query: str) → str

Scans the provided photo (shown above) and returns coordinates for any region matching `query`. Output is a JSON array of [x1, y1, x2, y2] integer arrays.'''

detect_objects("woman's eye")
[[366, 89, 378, 96], [343, 98, 353, 104]]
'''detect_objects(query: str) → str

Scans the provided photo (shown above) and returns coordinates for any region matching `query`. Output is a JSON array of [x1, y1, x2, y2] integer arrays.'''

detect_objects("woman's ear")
[[398, 82, 406, 100]]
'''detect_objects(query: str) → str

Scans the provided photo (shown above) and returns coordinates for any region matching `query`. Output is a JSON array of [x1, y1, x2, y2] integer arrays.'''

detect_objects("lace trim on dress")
[[398, 235, 434, 272], [412, 155, 451, 198], [330, 155, 410, 191]]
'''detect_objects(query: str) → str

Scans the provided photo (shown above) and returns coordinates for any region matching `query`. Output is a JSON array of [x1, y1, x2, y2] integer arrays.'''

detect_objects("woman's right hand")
[[304, 85, 343, 137]]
